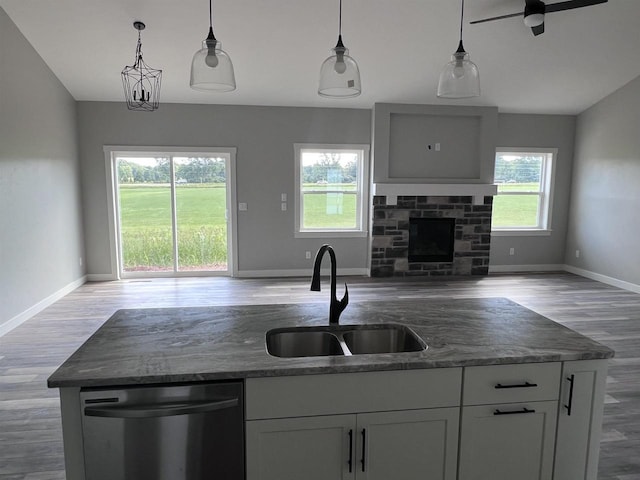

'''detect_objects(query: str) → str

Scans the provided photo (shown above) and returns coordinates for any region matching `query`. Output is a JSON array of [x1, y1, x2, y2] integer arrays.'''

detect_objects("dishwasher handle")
[[84, 397, 238, 419]]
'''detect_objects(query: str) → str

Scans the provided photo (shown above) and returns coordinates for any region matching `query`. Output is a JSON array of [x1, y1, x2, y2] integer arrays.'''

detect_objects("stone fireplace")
[[370, 184, 496, 277]]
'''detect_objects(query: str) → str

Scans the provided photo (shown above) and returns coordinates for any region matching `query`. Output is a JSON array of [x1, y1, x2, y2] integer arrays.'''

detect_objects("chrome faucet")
[[310, 244, 349, 326]]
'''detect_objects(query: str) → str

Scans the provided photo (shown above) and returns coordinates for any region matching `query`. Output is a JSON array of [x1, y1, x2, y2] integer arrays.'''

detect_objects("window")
[[294, 144, 370, 237], [492, 148, 556, 233]]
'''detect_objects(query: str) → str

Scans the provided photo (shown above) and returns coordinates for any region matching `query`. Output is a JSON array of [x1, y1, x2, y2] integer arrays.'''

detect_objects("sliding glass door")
[[113, 151, 234, 277]]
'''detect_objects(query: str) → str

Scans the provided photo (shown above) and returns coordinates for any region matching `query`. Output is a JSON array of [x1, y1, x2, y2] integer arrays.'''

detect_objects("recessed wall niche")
[[372, 103, 499, 184]]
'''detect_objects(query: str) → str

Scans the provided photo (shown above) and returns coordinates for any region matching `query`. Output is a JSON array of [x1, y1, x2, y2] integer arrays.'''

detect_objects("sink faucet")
[[310, 244, 349, 326]]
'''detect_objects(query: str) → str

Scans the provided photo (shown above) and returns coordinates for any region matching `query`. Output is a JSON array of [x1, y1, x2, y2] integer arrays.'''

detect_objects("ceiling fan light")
[[524, 13, 545, 27]]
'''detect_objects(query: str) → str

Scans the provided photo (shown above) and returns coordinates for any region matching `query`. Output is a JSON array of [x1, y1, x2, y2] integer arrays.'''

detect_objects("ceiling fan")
[[470, 0, 608, 36]]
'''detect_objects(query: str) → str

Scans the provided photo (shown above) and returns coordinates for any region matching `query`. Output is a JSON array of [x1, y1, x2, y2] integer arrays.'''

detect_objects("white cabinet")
[[358, 408, 459, 480], [245, 369, 462, 480], [245, 361, 610, 480], [553, 359, 609, 480], [458, 363, 561, 480], [246, 414, 355, 480], [458, 401, 558, 480], [246, 408, 459, 480]]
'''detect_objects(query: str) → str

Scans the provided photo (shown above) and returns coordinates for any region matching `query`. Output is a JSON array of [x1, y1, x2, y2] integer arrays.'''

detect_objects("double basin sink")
[[266, 323, 427, 358]]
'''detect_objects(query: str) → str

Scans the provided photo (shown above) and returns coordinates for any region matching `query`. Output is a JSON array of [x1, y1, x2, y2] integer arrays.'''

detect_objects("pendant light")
[[318, 0, 361, 98], [437, 0, 480, 99], [190, 0, 236, 92], [121, 21, 162, 111]]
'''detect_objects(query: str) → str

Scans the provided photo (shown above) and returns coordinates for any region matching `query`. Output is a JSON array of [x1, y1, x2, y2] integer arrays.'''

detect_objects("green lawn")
[[492, 183, 541, 228], [118, 184, 227, 271]]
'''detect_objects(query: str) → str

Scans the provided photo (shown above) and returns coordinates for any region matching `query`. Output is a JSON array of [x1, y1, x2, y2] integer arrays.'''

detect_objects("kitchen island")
[[49, 297, 614, 480]]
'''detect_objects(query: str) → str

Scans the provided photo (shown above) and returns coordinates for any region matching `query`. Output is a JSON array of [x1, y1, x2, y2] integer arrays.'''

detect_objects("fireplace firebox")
[[408, 217, 456, 263]]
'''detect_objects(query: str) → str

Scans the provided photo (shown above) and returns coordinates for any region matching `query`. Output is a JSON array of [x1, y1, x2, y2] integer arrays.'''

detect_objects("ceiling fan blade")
[[469, 11, 523, 25], [545, 0, 608, 14], [531, 23, 545, 35]]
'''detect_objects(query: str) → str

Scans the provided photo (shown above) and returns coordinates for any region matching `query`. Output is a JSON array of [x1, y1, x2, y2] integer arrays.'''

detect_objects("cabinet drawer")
[[463, 363, 561, 405], [246, 368, 462, 420]]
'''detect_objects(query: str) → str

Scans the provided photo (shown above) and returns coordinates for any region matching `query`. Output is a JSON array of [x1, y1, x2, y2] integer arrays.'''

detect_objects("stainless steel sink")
[[266, 324, 427, 358], [266, 328, 344, 358], [342, 324, 426, 354]]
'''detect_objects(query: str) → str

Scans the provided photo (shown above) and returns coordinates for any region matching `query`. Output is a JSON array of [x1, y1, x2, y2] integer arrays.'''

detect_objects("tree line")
[[494, 155, 543, 183], [118, 158, 227, 184], [302, 153, 357, 184]]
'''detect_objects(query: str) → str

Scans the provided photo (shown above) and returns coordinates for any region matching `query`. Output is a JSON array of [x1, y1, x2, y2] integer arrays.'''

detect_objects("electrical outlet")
[[305, 251, 311, 259], [281, 202, 287, 211], [509, 247, 515, 256], [575, 249, 580, 258]]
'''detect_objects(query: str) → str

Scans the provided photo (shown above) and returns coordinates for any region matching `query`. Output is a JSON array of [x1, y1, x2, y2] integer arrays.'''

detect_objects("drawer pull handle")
[[564, 374, 575, 416], [361, 428, 366, 472], [348, 429, 353, 472], [494, 381, 538, 389], [494, 407, 536, 416]]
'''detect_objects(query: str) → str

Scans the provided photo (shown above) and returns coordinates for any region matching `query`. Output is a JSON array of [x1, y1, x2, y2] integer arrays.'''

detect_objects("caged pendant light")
[[190, 0, 236, 91], [121, 21, 162, 111], [318, 0, 361, 98], [437, 0, 480, 99]]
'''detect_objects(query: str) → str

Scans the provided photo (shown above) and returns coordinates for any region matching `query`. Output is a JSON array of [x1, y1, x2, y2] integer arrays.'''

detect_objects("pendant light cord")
[[459, 0, 464, 43], [209, 0, 213, 29], [338, 0, 343, 36]]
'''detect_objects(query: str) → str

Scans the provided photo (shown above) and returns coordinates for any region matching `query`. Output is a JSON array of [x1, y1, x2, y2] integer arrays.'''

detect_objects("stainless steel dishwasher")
[[80, 381, 244, 480]]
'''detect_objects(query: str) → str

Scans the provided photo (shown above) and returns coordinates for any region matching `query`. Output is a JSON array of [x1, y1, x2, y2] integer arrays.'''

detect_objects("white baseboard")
[[237, 268, 369, 278], [489, 264, 565, 274], [563, 265, 640, 294], [87, 273, 119, 282], [0, 275, 87, 337]]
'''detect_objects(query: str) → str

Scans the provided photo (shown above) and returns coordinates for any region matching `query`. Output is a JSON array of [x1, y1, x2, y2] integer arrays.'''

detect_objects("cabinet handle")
[[564, 374, 575, 416], [494, 381, 538, 389], [361, 428, 366, 472], [494, 407, 536, 415], [348, 429, 353, 473]]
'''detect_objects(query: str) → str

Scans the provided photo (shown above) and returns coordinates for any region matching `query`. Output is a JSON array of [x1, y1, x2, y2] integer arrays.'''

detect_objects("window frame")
[[294, 143, 370, 238], [104, 146, 238, 279], [491, 147, 557, 235]]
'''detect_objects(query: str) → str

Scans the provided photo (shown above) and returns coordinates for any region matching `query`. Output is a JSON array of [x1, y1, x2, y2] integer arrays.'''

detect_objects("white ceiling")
[[2, 0, 639, 114]]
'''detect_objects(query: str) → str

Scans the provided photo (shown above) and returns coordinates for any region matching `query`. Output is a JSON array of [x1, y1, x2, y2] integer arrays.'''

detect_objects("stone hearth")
[[371, 195, 493, 277]]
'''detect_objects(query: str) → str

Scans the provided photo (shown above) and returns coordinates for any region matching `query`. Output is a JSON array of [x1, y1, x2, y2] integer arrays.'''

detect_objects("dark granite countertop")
[[47, 298, 614, 388]]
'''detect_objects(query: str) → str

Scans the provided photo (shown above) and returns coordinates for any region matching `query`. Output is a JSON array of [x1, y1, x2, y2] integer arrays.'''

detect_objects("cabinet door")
[[356, 408, 459, 480], [554, 359, 609, 480], [458, 401, 557, 480], [246, 414, 356, 480]]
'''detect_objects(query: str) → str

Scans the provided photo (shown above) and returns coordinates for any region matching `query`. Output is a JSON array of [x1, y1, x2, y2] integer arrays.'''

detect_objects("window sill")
[[295, 230, 368, 239], [491, 229, 552, 237]]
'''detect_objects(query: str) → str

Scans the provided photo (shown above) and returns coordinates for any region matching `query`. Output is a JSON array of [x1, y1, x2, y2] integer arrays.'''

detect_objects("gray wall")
[[0, 8, 85, 330], [76, 102, 371, 277], [78, 102, 578, 277], [565, 75, 640, 286], [489, 114, 576, 268]]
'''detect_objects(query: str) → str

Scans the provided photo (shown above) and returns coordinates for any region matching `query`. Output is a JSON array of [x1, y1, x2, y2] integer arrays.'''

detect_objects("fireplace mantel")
[[372, 183, 497, 205]]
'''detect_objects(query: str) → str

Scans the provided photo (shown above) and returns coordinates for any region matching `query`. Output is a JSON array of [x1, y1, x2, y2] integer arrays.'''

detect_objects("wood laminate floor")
[[1, 272, 639, 479]]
